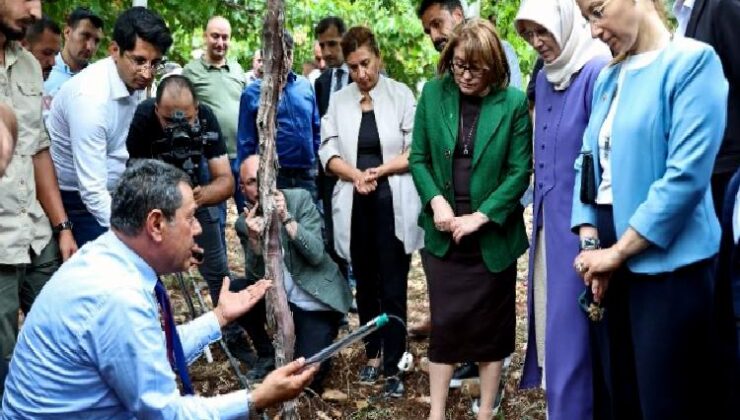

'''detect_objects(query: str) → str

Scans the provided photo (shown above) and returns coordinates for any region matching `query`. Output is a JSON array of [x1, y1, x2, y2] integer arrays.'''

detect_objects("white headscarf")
[[515, 0, 610, 90]]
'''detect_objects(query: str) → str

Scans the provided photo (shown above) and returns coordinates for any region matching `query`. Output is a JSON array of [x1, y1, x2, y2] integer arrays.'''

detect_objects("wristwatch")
[[52, 220, 74, 234], [580, 237, 600, 251], [246, 394, 265, 418], [282, 211, 294, 225]]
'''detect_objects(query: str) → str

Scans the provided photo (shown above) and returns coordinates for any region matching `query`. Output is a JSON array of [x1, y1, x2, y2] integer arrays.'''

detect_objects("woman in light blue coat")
[[572, 0, 732, 419]]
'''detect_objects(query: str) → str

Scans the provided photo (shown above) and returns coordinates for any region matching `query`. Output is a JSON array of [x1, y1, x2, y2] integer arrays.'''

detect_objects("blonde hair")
[[437, 18, 510, 90], [613, 0, 669, 64]]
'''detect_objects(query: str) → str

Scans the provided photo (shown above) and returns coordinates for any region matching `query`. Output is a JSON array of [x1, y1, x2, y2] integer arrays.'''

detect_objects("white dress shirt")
[[48, 57, 142, 227], [329, 64, 349, 93], [673, 0, 695, 37]]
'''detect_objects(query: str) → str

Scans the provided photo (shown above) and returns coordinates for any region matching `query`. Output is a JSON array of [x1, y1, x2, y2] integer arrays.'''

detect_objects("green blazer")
[[235, 189, 352, 314], [409, 75, 533, 272]]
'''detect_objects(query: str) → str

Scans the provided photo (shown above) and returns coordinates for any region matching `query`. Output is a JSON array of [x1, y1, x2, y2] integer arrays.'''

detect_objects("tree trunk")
[[256, 0, 299, 419]]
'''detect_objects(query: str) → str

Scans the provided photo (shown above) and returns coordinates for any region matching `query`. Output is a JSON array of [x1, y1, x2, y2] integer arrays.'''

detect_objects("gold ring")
[[576, 262, 585, 273]]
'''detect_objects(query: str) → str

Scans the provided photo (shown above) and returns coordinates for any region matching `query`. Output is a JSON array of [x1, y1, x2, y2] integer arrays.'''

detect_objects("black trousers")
[[592, 206, 731, 420], [350, 182, 410, 376], [232, 279, 342, 391], [290, 303, 341, 392], [194, 206, 231, 305], [231, 277, 275, 357]]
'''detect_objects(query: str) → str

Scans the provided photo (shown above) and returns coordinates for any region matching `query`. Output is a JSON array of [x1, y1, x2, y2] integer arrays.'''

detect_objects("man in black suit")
[[680, 0, 740, 214], [314, 16, 349, 118], [314, 16, 351, 279], [679, 0, 740, 408]]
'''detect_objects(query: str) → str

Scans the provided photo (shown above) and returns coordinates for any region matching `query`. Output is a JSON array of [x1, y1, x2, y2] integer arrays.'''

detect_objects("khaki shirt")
[[183, 58, 245, 158], [0, 42, 52, 264]]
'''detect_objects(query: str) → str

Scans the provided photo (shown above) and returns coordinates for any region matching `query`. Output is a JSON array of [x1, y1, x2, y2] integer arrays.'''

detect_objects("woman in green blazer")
[[409, 19, 532, 420]]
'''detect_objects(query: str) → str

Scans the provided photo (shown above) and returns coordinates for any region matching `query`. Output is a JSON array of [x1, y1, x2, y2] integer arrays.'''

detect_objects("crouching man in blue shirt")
[[1, 159, 317, 419]]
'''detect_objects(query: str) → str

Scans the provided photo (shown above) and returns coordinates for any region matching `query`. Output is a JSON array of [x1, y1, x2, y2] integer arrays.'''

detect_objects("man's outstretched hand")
[[213, 277, 271, 327], [250, 358, 318, 410]]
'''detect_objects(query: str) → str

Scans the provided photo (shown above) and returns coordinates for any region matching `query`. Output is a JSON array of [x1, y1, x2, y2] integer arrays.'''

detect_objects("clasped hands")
[[573, 245, 626, 303], [352, 167, 386, 195], [430, 196, 489, 243]]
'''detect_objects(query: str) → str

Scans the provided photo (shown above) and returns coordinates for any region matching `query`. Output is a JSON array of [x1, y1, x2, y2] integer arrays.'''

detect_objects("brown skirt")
[[423, 247, 516, 364]]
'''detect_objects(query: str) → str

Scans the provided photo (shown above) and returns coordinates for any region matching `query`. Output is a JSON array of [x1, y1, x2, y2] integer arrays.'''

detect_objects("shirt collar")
[[201, 56, 230, 71], [334, 63, 349, 75], [106, 57, 137, 100], [102, 231, 159, 291], [55, 52, 80, 76], [674, 0, 695, 12], [3, 41, 20, 69]]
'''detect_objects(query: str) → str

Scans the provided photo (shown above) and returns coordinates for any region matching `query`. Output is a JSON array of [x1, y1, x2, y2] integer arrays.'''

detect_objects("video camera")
[[152, 110, 219, 186]]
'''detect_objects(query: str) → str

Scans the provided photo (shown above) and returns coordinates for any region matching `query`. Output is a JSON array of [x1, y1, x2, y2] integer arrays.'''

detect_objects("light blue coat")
[[572, 38, 729, 274]]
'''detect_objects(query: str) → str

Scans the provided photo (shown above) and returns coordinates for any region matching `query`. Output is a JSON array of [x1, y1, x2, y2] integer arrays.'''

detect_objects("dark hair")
[[111, 159, 191, 236], [438, 19, 510, 90], [283, 30, 294, 53], [25, 15, 61, 45], [156, 75, 197, 105], [417, 0, 463, 18], [66, 7, 103, 30], [341, 27, 380, 60], [315, 16, 346, 37], [112, 7, 172, 55]]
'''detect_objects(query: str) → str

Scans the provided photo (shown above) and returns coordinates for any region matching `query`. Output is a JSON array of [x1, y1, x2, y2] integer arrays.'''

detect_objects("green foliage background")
[[43, 0, 537, 91]]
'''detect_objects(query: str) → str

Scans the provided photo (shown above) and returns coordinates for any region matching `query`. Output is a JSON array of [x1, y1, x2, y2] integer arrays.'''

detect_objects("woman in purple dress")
[[515, 1, 610, 419]]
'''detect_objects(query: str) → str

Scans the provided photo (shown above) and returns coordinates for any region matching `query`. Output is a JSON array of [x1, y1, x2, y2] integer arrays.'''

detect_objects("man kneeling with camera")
[[127, 75, 258, 362]]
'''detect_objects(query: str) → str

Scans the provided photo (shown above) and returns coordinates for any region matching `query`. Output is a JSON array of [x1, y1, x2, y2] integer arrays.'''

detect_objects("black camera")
[[152, 111, 218, 186]]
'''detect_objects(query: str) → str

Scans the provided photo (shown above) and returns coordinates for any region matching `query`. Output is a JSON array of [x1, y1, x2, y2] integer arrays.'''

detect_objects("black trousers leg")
[[194, 206, 231, 305], [593, 206, 642, 420], [231, 277, 274, 357], [629, 259, 726, 420], [291, 304, 341, 392], [351, 190, 382, 361], [351, 183, 409, 376]]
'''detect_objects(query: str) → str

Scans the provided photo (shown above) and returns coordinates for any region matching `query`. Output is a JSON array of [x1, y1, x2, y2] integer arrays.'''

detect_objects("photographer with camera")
[[126, 75, 261, 361]]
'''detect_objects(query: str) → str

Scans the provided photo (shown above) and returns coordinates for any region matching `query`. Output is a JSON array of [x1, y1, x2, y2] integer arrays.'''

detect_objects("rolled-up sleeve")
[[68, 94, 112, 227]]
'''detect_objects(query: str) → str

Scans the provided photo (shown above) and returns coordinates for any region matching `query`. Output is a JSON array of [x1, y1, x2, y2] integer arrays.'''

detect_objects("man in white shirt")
[[48, 7, 172, 246]]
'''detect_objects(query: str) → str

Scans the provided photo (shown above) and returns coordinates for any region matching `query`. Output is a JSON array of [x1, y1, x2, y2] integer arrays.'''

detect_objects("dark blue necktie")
[[154, 279, 194, 395]]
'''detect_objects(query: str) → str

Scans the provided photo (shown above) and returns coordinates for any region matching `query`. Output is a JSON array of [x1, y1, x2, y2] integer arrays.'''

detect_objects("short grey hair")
[[111, 159, 191, 236]]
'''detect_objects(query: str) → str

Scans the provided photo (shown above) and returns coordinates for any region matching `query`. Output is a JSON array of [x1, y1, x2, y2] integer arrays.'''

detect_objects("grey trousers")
[[0, 239, 60, 360]]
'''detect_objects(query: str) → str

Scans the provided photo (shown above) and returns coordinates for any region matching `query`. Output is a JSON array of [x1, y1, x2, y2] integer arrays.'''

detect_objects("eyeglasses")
[[521, 27, 552, 43], [582, 0, 615, 23], [124, 52, 165, 74], [451, 60, 487, 78]]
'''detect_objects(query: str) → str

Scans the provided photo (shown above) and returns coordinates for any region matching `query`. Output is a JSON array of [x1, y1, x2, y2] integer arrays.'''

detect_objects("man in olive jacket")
[[235, 155, 352, 392]]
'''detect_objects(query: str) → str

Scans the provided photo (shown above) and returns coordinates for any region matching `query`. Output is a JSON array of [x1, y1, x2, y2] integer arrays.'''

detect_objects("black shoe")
[[246, 356, 275, 382], [450, 362, 479, 389], [358, 365, 380, 385], [225, 339, 258, 367], [383, 375, 405, 398]]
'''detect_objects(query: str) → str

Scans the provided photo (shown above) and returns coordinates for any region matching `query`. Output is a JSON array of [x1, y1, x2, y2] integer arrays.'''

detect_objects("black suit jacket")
[[686, 0, 740, 173], [314, 68, 354, 118]]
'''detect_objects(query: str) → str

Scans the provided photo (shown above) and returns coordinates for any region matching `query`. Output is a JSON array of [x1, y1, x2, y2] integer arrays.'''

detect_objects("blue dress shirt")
[[43, 53, 77, 96], [2, 231, 250, 419], [236, 72, 321, 171]]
